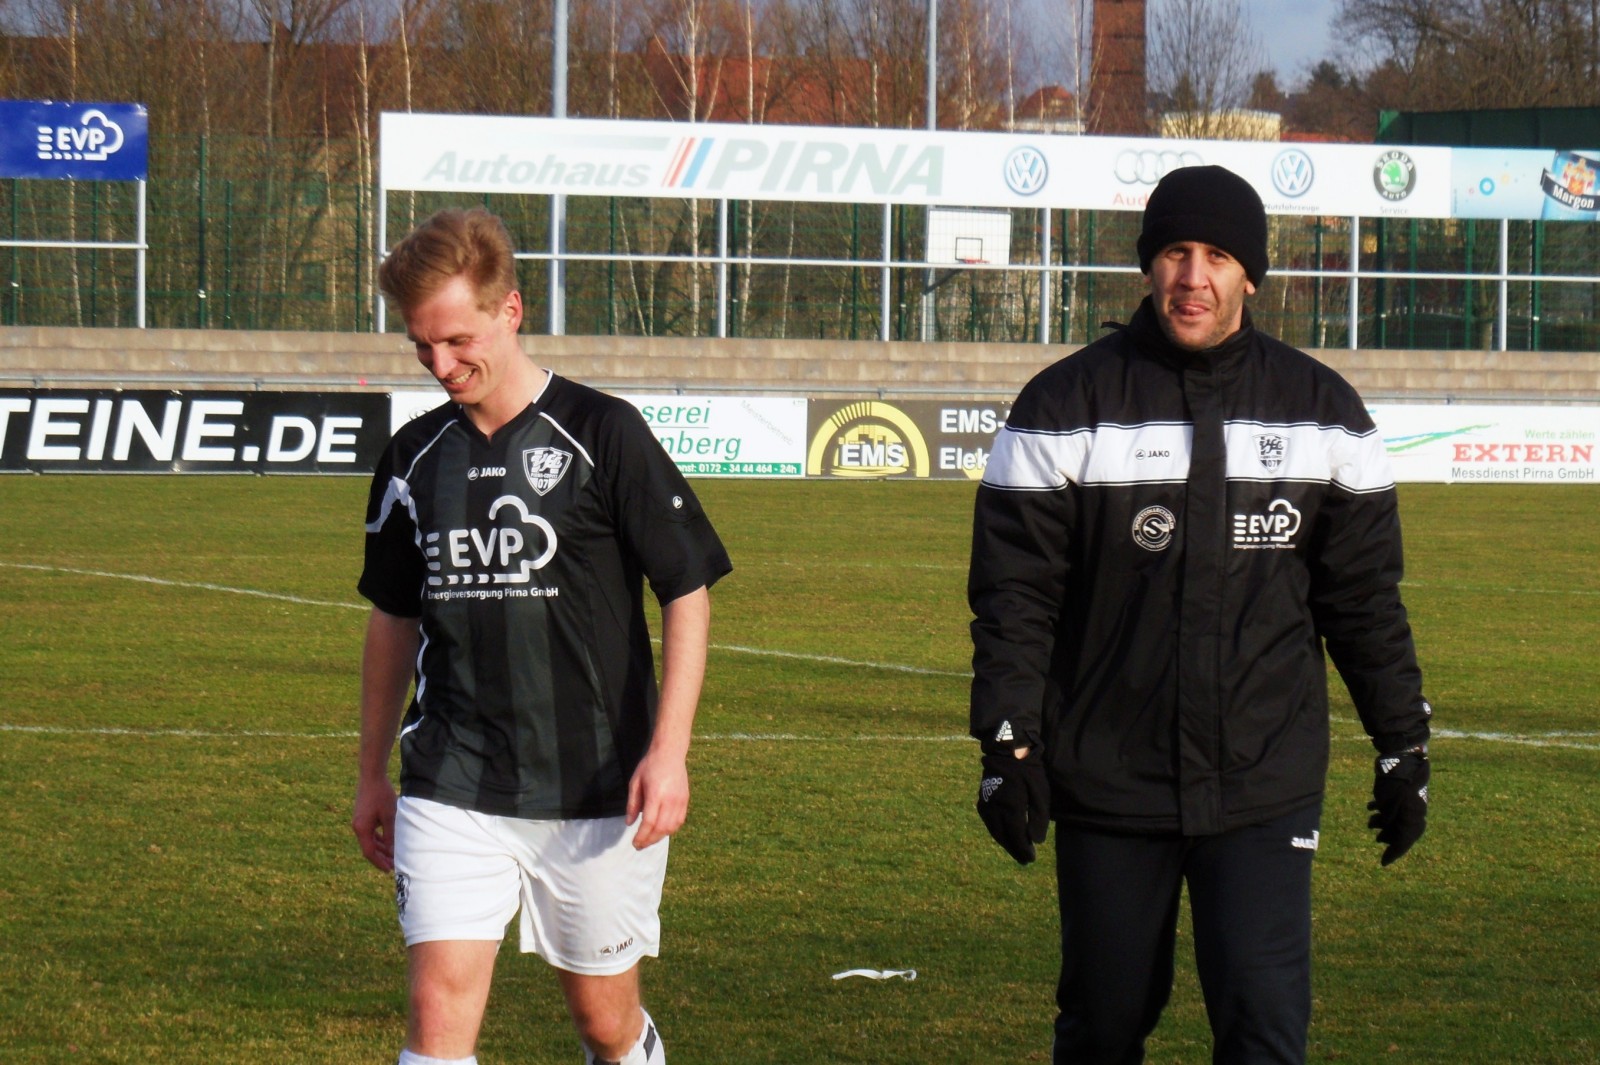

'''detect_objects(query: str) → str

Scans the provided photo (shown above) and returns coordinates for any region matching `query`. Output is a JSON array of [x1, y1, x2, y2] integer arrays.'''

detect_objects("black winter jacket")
[[969, 300, 1430, 836]]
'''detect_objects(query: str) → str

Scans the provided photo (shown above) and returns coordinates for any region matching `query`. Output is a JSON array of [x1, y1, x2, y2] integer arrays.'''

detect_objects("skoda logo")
[[1271, 149, 1315, 198], [1373, 149, 1417, 201], [1114, 148, 1203, 185], [1004, 146, 1048, 196]]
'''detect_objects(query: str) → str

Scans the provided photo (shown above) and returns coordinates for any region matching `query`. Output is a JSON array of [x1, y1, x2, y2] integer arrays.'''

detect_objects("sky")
[[1246, 0, 1340, 83]]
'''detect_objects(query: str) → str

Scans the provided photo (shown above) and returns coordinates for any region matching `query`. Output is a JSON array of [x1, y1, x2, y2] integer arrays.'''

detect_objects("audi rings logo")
[[1004, 146, 1049, 196], [1271, 149, 1315, 198], [1114, 148, 1204, 185], [1132, 505, 1177, 552]]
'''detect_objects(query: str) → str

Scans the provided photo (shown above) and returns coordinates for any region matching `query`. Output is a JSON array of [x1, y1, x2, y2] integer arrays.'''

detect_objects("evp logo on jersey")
[[1232, 498, 1302, 549], [425, 495, 559, 593], [523, 447, 573, 496]]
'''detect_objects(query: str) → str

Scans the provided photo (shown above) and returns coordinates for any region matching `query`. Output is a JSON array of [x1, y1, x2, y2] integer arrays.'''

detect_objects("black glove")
[[977, 750, 1050, 864], [1367, 745, 1429, 866]]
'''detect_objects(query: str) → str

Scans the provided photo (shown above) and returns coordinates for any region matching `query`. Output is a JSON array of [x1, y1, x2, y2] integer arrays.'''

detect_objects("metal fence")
[[5, 135, 1600, 350]]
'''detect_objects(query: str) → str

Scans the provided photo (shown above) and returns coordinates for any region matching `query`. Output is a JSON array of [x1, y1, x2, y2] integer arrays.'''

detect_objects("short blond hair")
[[378, 207, 518, 314]]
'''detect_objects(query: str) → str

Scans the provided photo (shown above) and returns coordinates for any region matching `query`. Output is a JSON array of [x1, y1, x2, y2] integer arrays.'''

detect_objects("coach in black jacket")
[[969, 165, 1431, 1065]]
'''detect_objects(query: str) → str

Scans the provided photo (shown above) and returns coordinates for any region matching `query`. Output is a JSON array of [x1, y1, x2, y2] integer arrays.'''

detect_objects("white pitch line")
[[6, 722, 1599, 751], [1401, 579, 1600, 598], [0, 723, 361, 739], [0, 562, 365, 611], [0, 562, 967, 678]]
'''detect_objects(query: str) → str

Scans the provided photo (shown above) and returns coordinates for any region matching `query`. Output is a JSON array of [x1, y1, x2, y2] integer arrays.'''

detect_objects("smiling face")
[[403, 273, 536, 433], [1146, 240, 1257, 352]]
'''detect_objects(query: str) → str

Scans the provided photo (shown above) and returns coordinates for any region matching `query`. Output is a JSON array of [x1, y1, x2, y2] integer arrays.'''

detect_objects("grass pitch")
[[0, 477, 1596, 1064]]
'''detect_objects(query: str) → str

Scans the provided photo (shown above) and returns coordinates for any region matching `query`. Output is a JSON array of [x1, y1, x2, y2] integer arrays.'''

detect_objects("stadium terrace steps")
[[3, 325, 1600, 403]]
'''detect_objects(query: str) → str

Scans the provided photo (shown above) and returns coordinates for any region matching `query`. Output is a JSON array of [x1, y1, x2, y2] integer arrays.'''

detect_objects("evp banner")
[[0, 390, 388, 474], [0, 101, 149, 182]]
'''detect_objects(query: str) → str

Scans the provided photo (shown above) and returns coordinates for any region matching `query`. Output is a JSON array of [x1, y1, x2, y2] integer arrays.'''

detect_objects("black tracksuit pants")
[[1051, 802, 1322, 1065]]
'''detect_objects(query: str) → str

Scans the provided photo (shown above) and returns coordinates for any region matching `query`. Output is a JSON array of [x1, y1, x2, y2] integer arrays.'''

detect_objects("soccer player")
[[352, 207, 731, 1065], [968, 166, 1431, 1064]]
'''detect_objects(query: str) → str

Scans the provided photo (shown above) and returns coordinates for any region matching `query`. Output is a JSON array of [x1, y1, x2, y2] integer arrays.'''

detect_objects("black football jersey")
[[360, 373, 732, 819]]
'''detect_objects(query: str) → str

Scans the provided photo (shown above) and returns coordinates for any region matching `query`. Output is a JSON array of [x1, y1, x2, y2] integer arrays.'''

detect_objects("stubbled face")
[[1147, 241, 1256, 352], [403, 274, 524, 414]]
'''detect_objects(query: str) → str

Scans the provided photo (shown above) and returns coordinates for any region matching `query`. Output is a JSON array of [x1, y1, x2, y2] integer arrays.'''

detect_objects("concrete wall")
[[5, 324, 1600, 403]]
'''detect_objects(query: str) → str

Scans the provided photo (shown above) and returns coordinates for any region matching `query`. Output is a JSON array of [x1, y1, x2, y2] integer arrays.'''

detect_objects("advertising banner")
[[1371, 403, 1599, 484], [389, 390, 808, 477], [0, 390, 388, 474], [625, 395, 807, 476], [1451, 148, 1600, 221], [0, 100, 149, 182], [805, 398, 1010, 480], [380, 113, 1454, 219]]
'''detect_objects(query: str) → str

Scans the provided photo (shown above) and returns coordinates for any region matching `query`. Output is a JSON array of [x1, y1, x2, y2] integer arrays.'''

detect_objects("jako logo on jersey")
[[1135, 449, 1172, 460], [466, 465, 507, 481], [1254, 433, 1286, 472], [1132, 505, 1177, 552], [523, 447, 573, 496], [427, 495, 558, 586], [1232, 498, 1302, 549]]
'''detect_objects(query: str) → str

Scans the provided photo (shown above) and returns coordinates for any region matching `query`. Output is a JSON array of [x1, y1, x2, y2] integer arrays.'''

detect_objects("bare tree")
[[1335, 0, 1600, 109], [1147, 0, 1267, 138]]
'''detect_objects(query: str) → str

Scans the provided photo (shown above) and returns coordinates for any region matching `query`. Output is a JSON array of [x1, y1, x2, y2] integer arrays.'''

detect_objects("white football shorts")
[[393, 795, 668, 975]]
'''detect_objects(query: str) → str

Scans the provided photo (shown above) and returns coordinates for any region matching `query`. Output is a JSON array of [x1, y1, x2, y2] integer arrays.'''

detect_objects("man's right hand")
[[352, 776, 399, 872], [977, 748, 1051, 864]]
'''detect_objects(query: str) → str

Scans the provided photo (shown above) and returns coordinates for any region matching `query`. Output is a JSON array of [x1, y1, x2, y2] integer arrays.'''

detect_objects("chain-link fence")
[[5, 134, 1600, 349]]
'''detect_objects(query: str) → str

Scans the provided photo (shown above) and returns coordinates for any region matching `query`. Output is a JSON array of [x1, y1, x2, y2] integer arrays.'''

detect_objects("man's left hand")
[[627, 749, 690, 849], [1367, 745, 1429, 866]]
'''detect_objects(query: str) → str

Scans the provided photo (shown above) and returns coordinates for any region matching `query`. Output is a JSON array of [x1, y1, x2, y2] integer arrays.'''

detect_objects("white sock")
[[398, 1051, 477, 1065], [585, 1009, 664, 1065]]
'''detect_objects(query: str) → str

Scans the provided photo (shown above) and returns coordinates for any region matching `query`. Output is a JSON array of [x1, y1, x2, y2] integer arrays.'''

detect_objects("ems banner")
[[806, 399, 1010, 479], [0, 389, 390, 474]]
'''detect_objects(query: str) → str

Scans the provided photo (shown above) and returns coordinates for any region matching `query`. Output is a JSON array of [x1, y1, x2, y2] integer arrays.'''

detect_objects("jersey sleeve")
[[967, 384, 1080, 753], [1305, 404, 1430, 753], [357, 443, 427, 619], [600, 401, 732, 604]]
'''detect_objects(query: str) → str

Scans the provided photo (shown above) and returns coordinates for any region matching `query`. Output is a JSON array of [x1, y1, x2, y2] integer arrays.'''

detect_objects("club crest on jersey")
[[1254, 433, 1287, 472], [522, 447, 573, 496], [1132, 505, 1177, 552]]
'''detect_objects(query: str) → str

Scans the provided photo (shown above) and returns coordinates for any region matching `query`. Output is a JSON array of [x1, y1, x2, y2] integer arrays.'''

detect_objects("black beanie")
[[1136, 165, 1269, 285]]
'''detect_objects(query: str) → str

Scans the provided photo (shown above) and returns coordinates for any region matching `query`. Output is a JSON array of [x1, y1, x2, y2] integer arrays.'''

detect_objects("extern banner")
[[0, 100, 149, 182], [1370, 404, 1599, 483], [0, 390, 387, 473], [380, 113, 1454, 219]]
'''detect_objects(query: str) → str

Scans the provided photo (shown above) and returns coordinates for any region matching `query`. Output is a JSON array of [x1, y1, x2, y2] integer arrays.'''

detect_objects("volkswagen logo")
[[1114, 148, 1204, 185], [1004, 146, 1049, 196], [1271, 149, 1315, 198]]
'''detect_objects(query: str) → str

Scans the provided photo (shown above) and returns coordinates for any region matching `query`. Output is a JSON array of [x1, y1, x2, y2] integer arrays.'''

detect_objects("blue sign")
[[1, 100, 149, 181]]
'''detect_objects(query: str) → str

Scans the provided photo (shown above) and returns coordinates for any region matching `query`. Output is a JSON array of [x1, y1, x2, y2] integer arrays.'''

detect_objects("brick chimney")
[[1090, 0, 1148, 135]]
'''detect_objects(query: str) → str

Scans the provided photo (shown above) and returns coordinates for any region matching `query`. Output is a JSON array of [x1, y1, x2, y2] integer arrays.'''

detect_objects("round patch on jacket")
[[1132, 505, 1177, 552]]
